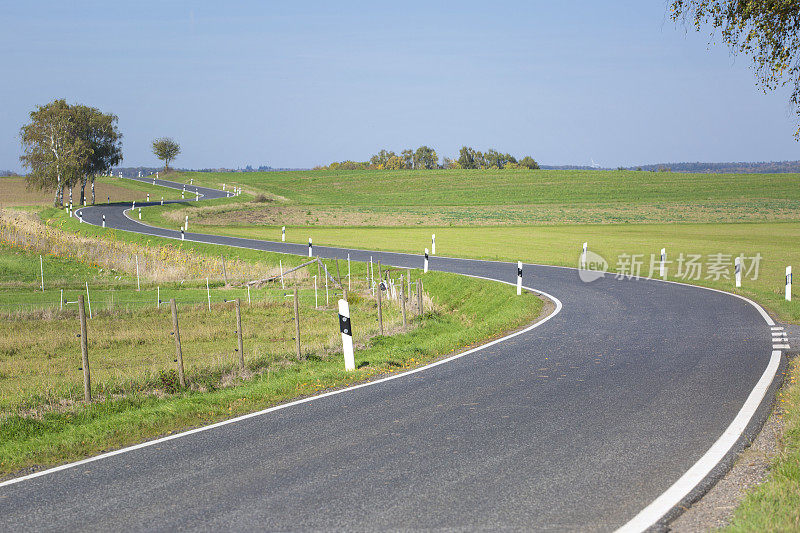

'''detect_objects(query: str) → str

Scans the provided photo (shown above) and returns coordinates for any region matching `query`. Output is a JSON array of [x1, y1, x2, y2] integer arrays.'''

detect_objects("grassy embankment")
[[0, 197, 543, 478], [138, 168, 800, 529]]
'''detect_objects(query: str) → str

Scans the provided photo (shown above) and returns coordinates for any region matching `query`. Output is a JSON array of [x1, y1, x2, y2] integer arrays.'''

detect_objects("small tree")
[[519, 156, 539, 170], [152, 137, 181, 171]]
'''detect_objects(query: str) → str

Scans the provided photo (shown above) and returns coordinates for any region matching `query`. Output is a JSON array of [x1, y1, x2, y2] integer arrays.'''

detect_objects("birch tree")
[[19, 100, 90, 207]]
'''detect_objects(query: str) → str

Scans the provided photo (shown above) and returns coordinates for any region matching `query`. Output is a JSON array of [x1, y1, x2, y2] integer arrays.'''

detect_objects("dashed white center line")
[[773, 344, 790, 350]]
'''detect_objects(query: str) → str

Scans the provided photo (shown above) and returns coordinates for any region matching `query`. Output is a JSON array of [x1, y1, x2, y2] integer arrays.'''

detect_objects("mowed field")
[[143, 169, 800, 322]]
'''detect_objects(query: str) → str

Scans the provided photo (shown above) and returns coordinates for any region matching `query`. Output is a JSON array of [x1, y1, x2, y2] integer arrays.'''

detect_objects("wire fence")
[[0, 264, 432, 417]]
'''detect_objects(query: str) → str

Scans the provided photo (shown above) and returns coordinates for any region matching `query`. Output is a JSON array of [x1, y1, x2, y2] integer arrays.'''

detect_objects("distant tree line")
[[624, 161, 800, 174], [316, 146, 539, 171], [19, 99, 122, 207]]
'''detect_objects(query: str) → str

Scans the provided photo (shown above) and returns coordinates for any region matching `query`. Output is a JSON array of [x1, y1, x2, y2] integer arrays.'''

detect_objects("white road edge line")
[[0, 281, 562, 490], [83, 179, 785, 530], [615, 349, 780, 533]]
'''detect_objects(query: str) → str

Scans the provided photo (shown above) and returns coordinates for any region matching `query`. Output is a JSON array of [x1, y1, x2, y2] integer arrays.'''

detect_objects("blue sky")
[[1, 0, 798, 171]]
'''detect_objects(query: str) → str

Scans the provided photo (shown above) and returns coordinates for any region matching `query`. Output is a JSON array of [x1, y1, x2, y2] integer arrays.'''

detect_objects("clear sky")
[[2, 0, 798, 171]]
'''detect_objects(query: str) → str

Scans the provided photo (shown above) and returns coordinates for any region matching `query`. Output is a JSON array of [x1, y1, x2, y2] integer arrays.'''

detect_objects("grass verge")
[[725, 356, 800, 531], [0, 235, 544, 479]]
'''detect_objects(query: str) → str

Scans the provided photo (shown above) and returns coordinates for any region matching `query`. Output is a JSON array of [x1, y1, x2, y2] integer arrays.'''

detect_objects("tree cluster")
[[456, 147, 539, 170], [317, 145, 539, 171], [19, 99, 122, 207]]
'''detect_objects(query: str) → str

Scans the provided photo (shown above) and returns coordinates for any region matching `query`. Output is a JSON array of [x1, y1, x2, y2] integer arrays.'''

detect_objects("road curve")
[[0, 177, 782, 532]]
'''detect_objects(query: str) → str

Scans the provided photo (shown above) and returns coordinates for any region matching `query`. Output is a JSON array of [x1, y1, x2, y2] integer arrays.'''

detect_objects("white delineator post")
[[308, 238, 313, 258], [181, 227, 185, 241], [138, 208, 142, 220], [147, 193, 150, 202], [424, 248, 429, 273], [156, 171, 159, 180], [517, 261, 522, 296], [185, 215, 188, 231], [735, 256, 742, 288], [135, 255, 141, 291], [581, 242, 587, 268], [282, 226, 285, 242], [102, 214, 106, 228], [161, 197, 164, 206], [79, 211, 83, 223], [660, 248, 666, 278], [432, 234, 436, 255], [85, 281, 92, 319], [786, 266, 792, 302], [339, 299, 355, 371]]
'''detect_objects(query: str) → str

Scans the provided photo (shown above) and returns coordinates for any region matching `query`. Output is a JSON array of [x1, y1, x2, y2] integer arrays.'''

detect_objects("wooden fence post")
[[293, 287, 302, 360], [235, 298, 244, 370], [78, 295, 91, 402], [376, 275, 384, 336], [170, 298, 186, 388]]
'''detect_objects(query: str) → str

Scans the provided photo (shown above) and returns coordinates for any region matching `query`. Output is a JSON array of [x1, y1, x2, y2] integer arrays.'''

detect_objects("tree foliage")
[[519, 156, 540, 169], [670, 0, 800, 136], [19, 100, 91, 207], [73, 105, 123, 205], [152, 137, 181, 170], [413, 146, 438, 169], [319, 145, 539, 171]]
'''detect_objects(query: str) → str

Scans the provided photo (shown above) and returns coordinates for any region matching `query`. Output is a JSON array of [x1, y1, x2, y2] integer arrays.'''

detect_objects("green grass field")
[[136, 168, 800, 529], [139, 170, 800, 323]]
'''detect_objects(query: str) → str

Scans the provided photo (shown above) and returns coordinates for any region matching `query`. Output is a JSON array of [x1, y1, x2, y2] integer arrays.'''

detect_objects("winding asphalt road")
[[0, 178, 785, 531]]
